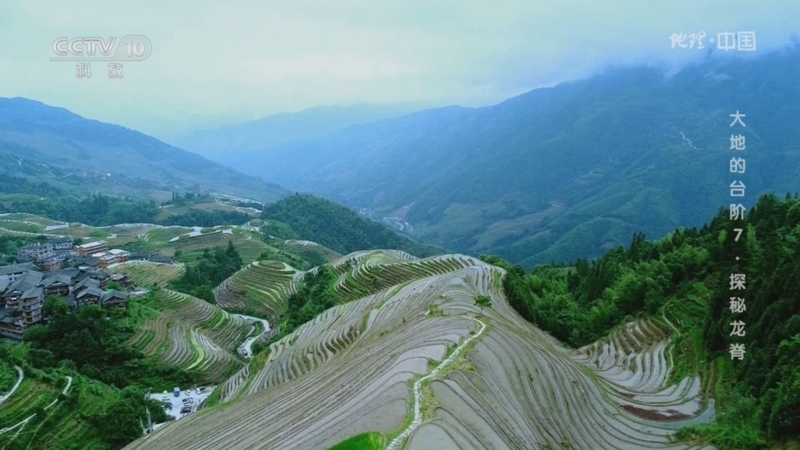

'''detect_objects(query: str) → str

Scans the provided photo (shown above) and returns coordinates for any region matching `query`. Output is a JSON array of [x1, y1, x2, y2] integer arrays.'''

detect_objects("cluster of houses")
[[18, 239, 173, 272], [0, 237, 176, 342], [0, 262, 133, 341], [17, 237, 74, 271]]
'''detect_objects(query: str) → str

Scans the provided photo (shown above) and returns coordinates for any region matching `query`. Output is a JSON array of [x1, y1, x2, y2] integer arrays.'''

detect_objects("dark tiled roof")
[[73, 277, 100, 291], [21, 287, 43, 299], [101, 291, 128, 304], [0, 310, 22, 324], [57, 268, 81, 279], [0, 307, 19, 318], [76, 287, 103, 299], [7, 271, 44, 293], [59, 295, 76, 308], [150, 256, 173, 263], [0, 262, 34, 275], [40, 274, 72, 287]]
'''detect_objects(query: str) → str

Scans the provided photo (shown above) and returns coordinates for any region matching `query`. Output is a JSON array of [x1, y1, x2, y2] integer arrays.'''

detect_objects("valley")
[[230, 45, 800, 268]]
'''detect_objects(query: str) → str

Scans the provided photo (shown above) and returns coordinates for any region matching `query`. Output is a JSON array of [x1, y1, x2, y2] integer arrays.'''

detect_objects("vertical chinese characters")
[[728, 110, 747, 361]]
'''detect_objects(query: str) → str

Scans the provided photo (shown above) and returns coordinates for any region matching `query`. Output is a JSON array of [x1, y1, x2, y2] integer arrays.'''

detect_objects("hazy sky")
[[1, 0, 798, 140]]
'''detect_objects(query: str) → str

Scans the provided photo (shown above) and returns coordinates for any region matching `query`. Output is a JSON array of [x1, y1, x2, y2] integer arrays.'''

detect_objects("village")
[[0, 237, 173, 341], [0, 236, 215, 426]]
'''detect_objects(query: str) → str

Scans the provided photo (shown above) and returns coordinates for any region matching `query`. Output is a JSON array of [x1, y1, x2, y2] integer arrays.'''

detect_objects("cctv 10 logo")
[[51, 35, 152, 62]]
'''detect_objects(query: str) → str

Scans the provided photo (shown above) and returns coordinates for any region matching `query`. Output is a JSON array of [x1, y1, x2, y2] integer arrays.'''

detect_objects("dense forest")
[[169, 241, 243, 302], [486, 192, 800, 449], [260, 193, 443, 257]]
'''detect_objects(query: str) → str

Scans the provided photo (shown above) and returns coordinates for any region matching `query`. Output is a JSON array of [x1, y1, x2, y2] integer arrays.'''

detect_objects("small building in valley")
[[76, 241, 107, 256]]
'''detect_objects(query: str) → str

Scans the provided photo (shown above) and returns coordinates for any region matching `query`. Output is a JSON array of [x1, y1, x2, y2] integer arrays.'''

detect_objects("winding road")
[[234, 315, 271, 358], [0, 365, 24, 406], [386, 317, 487, 450]]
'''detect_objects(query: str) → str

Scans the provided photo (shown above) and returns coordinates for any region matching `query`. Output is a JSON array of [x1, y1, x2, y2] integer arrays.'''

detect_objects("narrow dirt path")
[[662, 302, 680, 335], [386, 317, 487, 450], [0, 365, 24, 406], [45, 376, 73, 409]]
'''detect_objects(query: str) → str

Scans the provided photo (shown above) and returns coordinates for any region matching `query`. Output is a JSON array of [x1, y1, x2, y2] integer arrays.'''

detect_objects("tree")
[[474, 295, 492, 315], [44, 296, 69, 318]]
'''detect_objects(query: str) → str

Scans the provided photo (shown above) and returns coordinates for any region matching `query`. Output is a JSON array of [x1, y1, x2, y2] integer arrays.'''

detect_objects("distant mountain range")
[[0, 98, 287, 203], [228, 44, 800, 267], [170, 103, 426, 170]]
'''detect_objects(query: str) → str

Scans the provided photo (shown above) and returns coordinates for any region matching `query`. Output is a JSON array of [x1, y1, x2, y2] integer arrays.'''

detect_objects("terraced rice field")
[[331, 252, 474, 303], [0, 375, 119, 449], [123, 251, 715, 450], [214, 260, 299, 317], [0, 213, 62, 226], [0, 378, 60, 430], [145, 227, 195, 242], [99, 224, 160, 236], [109, 261, 185, 287], [169, 230, 272, 264], [127, 289, 251, 381], [0, 227, 35, 237], [283, 239, 343, 262], [0, 218, 45, 233]]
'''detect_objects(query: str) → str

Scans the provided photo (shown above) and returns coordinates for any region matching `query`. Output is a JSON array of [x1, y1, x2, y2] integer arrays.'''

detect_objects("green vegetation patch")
[[260, 194, 443, 257], [0, 219, 45, 233], [326, 432, 383, 450], [89, 228, 111, 238], [169, 241, 243, 303]]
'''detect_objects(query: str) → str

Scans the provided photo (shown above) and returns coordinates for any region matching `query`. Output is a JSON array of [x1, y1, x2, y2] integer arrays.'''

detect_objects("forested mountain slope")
[[245, 44, 800, 268], [495, 192, 800, 449], [0, 98, 287, 203], [260, 194, 445, 258]]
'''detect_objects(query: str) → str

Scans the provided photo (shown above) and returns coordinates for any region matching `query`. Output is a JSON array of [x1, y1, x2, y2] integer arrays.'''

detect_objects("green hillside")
[[489, 192, 800, 449], [0, 97, 287, 203], [260, 194, 445, 258]]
